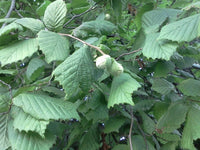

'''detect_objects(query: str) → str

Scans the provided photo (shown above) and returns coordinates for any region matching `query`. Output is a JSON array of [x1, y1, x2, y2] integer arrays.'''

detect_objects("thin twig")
[[63, 4, 98, 27], [59, 33, 105, 55], [1, 0, 16, 29], [128, 112, 134, 150], [14, 8, 23, 18], [116, 48, 142, 60]]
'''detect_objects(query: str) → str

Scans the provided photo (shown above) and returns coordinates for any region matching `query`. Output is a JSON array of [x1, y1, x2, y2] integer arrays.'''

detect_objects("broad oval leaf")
[[0, 39, 38, 66], [15, 18, 45, 33], [108, 73, 141, 108], [8, 120, 55, 150], [43, 0, 67, 31], [152, 78, 175, 95], [13, 93, 80, 120], [38, 30, 70, 63], [158, 14, 200, 42], [177, 78, 200, 97], [156, 102, 188, 133], [142, 33, 178, 60], [0, 114, 10, 150], [53, 46, 95, 98], [11, 107, 49, 138]]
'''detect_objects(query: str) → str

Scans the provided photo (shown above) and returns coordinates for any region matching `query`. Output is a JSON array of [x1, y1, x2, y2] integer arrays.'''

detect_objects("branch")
[[1, 0, 16, 29], [59, 33, 105, 55], [128, 112, 134, 150], [63, 4, 98, 27], [116, 48, 142, 60], [14, 8, 23, 18]]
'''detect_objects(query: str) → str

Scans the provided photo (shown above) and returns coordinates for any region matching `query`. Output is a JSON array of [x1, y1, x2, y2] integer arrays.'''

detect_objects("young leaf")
[[13, 93, 80, 120], [0, 114, 10, 150], [8, 120, 56, 150], [108, 73, 141, 108], [43, 0, 67, 31], [53, 46, 95, 98], [152, 78, 175, 95], [11, 107, 49, 138], [156, 102, 188, 133], [158, 14, 200, 42], [38, 30, 70, 63], [0, 39, 38, 66], [26, 58, 46, 81], [181, 106, 200, 150], [142, 33, 178, 60], [178, 79, 200, 97]]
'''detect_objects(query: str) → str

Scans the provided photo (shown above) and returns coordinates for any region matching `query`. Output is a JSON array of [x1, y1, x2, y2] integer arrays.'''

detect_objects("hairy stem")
[[59, 33, 105, 55], [116, 48, 142, 60]]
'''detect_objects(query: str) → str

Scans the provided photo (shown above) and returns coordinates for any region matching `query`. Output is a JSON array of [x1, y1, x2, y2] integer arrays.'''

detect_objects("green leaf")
[[11, 107, 49, 138], [156, 133, 180, 144], [142, 9, 182, 34], [0, 94, 10, 113], [0, 69, 17, 75], [79, 125, 100, 150], [108, 73, 141, 108], [112, 144, 129, 150], [8, 120, 56, 150], [135, 2, 154, 29], [0, 114, 10, 150], [133, 100, 156, 112], [26, 58, 46, 81], [53, 46, 95, 98], [178, 79, 200, 97], [0, 18, 17, 24], [142, 33, 178, 60], [154, 61, 175, 77], [181, 106, 200, 150], [0, 22, 23, 36], [73, 20, 116, 38], [13, 93, 80, 120], [140, 111, 155, 134], [104, 117, 126, 133], [36, 0, 51, 16], [15, 18, 45, 33], [38, 30, 70, 63], [157, 102, 188, 133], [158, 14, 200, 42], [161, 142, 178, 150], [43, 0, 67, 31], [132, 135, 155, 150], [152, 78, 175, 95], [0, 39, 38, 66]]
